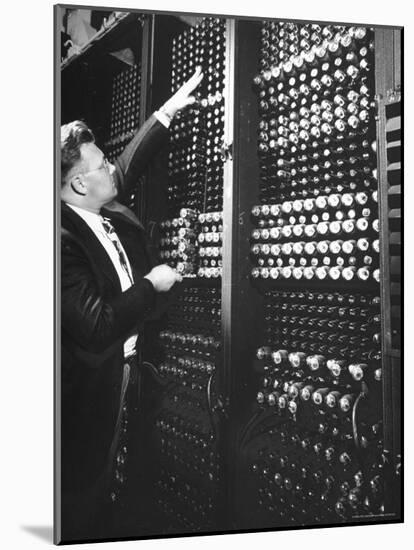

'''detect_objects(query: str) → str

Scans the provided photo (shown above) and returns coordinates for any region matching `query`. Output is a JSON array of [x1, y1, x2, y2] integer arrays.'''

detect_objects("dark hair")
[[61, 120, 95, 185]]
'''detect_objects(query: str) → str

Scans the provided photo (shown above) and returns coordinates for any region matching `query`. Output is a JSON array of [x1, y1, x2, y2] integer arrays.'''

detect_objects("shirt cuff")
[[154, 110, 171, 129]]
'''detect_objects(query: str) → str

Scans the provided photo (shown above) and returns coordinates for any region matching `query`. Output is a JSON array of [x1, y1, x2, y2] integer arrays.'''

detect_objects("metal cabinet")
[[58, 8, 403, 536]]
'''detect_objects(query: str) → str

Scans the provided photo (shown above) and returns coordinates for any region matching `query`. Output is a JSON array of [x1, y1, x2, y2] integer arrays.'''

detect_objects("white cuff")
[[154, 110, 171, 129]]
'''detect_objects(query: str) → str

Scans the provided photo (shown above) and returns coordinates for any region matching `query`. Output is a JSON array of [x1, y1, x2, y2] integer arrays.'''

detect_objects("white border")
[[2, 1, 410, 548]]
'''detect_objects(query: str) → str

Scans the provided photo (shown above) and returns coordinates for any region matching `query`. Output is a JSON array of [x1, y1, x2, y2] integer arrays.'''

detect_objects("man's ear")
[[69, 175, 87, 196]]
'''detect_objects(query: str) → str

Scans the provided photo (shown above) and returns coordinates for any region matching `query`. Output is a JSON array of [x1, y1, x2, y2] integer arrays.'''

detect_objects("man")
[[59, 67, 203, 542]]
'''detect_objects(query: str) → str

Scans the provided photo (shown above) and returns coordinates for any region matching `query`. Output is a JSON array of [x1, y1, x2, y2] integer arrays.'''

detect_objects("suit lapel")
[[103, 200, 144, 230], [61, 202, 122, 292]]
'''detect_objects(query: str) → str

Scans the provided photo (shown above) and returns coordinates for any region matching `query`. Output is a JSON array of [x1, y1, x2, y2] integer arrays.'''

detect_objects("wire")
[[206, 372, 214, 412], [238, 408, 268, 451], [141, 360, 168, 386], [206, 371, 219, 438], [147, 220, 157, 240], [352, 386, 368, 450]]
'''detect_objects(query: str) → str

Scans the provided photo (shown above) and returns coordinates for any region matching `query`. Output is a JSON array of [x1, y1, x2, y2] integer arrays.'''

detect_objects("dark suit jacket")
[[60, 115, 168, 498]]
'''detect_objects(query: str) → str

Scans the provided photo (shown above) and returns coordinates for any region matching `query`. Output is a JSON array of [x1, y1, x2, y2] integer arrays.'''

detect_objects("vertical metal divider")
[[221, 17, 236, 529], [137, 15, 152, 225], [140, 16, 151, 127], [220, 18, 263, 530], [375, 30, 393, 358], [374, 27, 400, 513], [391, 29, 402, 519]]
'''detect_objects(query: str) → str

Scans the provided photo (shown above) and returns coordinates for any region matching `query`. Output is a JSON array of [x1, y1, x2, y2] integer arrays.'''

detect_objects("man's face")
[[77, 142, 117, 206]]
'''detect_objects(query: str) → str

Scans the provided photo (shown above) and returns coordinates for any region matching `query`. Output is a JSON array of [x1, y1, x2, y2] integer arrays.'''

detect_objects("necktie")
[[101, 217, 134, 285]]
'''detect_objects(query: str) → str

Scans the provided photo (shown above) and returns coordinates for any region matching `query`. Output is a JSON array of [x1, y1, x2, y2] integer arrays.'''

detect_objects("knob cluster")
[[160, 330, 220, 355], [158, 325, 220, 390], [248, 331, 384, 523], [109, 63, 141, 141], [168, 17, 226, 214], [159, 208, 200, 275], [263, 289, 381, 361], [156, 468, 217, 532], [250, 423, 385, 524], [246, 20, 386, 526], [250, 191, 379, 282], [158, 209, 224, 278], [154, 388, 221, 530], [254, 344, 381, 411], [159, 357, 216, 388], [168, 286, 221, 332], [254, 22, 376, 206], [197, 211, 223, 277], [105, 62, 142, 211], [154, 282, 223, 529]]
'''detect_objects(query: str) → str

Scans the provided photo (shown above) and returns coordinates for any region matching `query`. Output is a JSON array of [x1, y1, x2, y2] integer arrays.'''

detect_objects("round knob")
[[256, 391, 265, 404], [307, 354, 325, 371], [312, 387, 329, 405], [325, 390, 341, 408], [278, 395, 288, 409], [288, 351, 306, 368], [300, 385, 314, 401], [325, 447, 335, 461], [274, 473, 283, 486], [288, 400, 297, 414], [272, 349, 288, 364], [267, 392, 278, 406], [313, 442, 323, 454], [335, 498, 347, 518], [339, 394, 355, 412], [256, 346, 271, 360], [339, 451, 352, 466], [348, 487, 362, 508]]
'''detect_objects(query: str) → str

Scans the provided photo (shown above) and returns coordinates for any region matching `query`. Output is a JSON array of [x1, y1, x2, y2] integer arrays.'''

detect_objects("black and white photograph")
[[54, 2, 402, 545]]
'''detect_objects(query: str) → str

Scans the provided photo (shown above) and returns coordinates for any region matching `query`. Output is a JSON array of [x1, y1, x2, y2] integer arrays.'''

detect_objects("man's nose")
[[109, 162, 116, 175]]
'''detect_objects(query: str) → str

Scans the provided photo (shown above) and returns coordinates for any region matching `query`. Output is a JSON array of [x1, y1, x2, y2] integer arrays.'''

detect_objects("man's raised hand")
[[161, 66, 204, 119]]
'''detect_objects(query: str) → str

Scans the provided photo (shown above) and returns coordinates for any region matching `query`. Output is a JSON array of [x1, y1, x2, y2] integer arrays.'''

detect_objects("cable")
[[352, 382, 368, 450], [238, 408, 269, 451], [206, 371, 214, 413], [141, 360, 169, 386]]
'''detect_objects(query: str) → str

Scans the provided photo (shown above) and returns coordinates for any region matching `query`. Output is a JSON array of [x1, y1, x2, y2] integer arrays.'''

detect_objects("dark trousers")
[[60, 358, 136, 542]]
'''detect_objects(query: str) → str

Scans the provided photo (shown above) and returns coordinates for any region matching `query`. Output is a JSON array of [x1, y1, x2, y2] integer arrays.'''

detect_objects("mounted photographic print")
[[54, 3, 403, 544]]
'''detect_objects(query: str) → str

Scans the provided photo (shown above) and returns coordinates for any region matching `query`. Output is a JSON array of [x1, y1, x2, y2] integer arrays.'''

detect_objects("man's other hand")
[[144, 264, 183, 292]]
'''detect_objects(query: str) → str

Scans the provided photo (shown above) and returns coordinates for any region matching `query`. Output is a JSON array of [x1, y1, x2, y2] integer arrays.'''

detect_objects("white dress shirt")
[[66, 203, 138, 357]]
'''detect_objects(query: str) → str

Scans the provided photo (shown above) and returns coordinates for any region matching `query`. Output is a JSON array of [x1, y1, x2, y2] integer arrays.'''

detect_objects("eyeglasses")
[[74, 157, 111, 177]]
